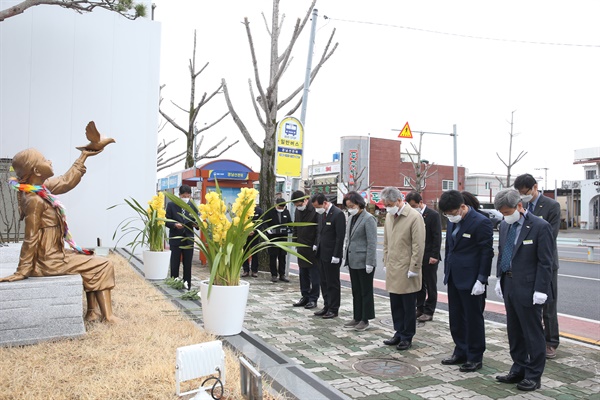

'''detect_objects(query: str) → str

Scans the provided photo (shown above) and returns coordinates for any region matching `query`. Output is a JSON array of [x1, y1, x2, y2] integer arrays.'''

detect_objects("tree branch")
[[195, 112, 230, 134], [221, 78, 262, 156], [0, 0, 146, 22]]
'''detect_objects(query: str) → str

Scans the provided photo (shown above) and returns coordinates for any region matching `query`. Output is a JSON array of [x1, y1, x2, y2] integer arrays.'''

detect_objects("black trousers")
[[543, 268, 560, 348], [447, 276, 486, 362], [268, 247, 286, 277], [169, 240, 194, 288], [243, 251, 259, 273], [318, 259, 341, 313], [299, 264, 321, 302], [389, 291, 417, 342], [349, 267, 375, 322], [503, 275, 546, 382], [416, 261, 439, 316]]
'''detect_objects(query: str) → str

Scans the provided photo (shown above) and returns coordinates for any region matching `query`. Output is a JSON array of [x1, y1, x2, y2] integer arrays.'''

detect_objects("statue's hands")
[[81, 149, 103, 158], [0, 273, 26, 282]]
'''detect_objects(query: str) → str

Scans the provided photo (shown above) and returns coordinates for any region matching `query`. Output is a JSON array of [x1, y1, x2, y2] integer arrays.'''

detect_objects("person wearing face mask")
[[513, 173, 561, 360], [166, 184, 199, 290], [265, 198, 292, 283], [311, 193, 346, 319], [438, 190, 493, 373], [380, 187, 425, 351], [341, 191, 378, 331], [493, 189, 553, 391], [290, 190, 320, 309], [241, 204, 264, 278], [405, 191, 442, 323]]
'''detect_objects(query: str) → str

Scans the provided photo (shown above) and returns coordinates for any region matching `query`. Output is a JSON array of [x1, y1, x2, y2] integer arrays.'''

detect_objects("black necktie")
[[500, 222, 519, 272]]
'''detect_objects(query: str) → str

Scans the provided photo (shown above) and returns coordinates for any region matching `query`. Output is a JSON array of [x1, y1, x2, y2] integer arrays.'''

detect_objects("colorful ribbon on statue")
[[8, 177, 93, 255]]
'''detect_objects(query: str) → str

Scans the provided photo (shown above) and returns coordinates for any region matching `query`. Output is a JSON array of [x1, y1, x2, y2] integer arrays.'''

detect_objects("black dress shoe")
[[313, 308, 328, 316], [293, 297, 309, 307], [496, 372, 525, 384], [459, 361, 482, 372], [441, 354, 467, 365], [396, 341, 412, 350], [304, 301, 317, 309], [241, 271, 250, 277], [279, 276, 290, 283], [251, 272, 258, 278], [383, 337, 401, 346], [517, 379, 541, 391], [322, 311, 338, 319]]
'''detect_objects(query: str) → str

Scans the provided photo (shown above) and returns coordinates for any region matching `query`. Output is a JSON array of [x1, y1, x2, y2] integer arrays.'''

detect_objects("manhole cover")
[[354, 359, 419, 378]]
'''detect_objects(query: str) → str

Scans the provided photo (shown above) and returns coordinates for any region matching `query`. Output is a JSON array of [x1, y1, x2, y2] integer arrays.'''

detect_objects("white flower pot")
[[199, 279, 250, 336], [142, 250, 171, 280]]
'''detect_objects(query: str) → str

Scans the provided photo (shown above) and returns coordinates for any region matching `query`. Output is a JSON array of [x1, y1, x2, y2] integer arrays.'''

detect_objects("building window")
[[586, 170, 596, 180], [484, 181, 491, 190], [442, 180, 454, 191], [404, 177, 411, 187]]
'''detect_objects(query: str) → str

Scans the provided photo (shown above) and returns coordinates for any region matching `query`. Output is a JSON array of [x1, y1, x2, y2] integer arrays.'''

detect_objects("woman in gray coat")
[[342, 191, 378, 331]]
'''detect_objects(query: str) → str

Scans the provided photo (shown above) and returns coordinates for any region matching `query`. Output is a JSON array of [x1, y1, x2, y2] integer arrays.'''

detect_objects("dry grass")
[[0, 254, 280, 400]]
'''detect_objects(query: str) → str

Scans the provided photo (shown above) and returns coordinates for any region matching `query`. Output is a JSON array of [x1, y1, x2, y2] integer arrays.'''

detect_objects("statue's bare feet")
[[102, 315, 123, 324], [84, 310, 102, 322]]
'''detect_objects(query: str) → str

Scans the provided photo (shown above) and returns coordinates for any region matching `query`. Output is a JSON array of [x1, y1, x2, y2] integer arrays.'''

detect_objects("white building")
[[0, 2, 161, 247], [574, 147, 600, 230], [464, 172, 508, 207]]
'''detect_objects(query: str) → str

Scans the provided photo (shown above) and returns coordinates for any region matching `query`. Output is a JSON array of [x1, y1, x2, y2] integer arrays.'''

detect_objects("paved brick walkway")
[[189, 262, 600, 400]]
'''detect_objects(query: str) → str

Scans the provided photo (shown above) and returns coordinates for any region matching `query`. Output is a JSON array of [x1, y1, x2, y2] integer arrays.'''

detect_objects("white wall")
[[0, 3, 161, 247]]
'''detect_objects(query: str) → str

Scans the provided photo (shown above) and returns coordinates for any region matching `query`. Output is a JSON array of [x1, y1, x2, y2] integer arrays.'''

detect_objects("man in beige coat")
[[381, 187, 425, 350]]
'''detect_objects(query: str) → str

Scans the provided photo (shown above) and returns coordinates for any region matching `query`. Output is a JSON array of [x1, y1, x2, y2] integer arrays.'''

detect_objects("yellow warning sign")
[[398, 122, 413, 139]]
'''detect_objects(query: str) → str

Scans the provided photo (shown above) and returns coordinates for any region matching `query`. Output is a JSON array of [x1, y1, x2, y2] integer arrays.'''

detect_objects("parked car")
[[479, 208, 503, 230]]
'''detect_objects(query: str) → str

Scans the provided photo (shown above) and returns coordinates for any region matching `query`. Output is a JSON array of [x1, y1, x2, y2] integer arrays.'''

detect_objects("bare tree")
[[0, 0, 146, 21], [0, 160, 22, 243], [496, 110, 527, 187], [339, 166, 369, 193], [401, 132, 437, 193], [221, 0, 338, 209], [159, 31, 237, 170]]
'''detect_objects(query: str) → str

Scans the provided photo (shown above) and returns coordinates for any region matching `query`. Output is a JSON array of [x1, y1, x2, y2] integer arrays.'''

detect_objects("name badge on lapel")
[[326, 222, 332, 225], [523, 239, 534, 245], [462, 233, 471, 238]]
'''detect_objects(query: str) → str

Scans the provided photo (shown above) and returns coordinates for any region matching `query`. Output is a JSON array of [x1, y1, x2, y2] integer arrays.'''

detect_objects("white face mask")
[[296, 205, 306, 211], [504, 209, 521, 224], [180, 197, 190, 204], [276, 208, 284, 213], [315, 207, 326, 215], [447, 214, 462, 223], [347, 208, 359, 216], [386, 206, 399, 215]]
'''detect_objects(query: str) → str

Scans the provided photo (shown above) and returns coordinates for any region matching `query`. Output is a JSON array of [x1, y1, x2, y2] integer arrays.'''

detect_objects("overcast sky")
[[153, 0, 600, 189]]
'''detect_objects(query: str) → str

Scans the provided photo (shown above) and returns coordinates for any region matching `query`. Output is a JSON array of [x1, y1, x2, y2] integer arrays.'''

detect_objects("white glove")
[[331, 257, 340, 264], [267, 229, 273, 235], [312, 245, 317, 252], [383, 266, 387, 273], [495, 280, 503, 299], [407, 270, 419, 279], [533, 291, 548, 305], [471, 280, 485, 296], [365, 265, 374, 274]]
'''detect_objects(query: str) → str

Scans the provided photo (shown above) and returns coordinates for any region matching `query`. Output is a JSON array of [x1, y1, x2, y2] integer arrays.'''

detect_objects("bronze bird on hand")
[[76, 121, 116, 152]]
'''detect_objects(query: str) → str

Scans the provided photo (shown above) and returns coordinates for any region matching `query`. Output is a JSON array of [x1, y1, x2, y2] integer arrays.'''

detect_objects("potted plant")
[[112, 192, 170, 280], [165, 185, 310, 336]]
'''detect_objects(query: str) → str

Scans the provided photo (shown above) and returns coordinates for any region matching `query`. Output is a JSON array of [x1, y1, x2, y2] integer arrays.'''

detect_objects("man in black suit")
[[513, 173, 561, 359], [165, 185, 198, 290], [311, 193, 346, 319], [265, 198, 292, 283], [494, 189, 554, 391], [291, 190, 320, 310], [438, 190, 494, 373], [405, 191, 442, 322], [242, 205, 263, 278]]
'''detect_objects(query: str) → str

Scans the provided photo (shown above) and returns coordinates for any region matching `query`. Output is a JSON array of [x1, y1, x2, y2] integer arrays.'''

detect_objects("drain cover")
[[354, 359, 419, 378]]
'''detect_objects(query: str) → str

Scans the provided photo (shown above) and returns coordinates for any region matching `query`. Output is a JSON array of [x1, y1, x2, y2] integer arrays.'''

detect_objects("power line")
[[322, 16, 600, 48]]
